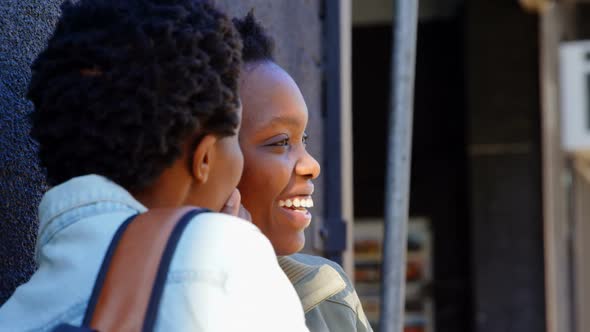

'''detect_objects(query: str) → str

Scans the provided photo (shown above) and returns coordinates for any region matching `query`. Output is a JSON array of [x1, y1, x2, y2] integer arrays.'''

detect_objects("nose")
[[295, 149, 321, 179]]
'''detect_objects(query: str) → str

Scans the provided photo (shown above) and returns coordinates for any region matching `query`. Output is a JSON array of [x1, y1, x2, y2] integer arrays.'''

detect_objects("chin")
[[273, 234, 305, 256]]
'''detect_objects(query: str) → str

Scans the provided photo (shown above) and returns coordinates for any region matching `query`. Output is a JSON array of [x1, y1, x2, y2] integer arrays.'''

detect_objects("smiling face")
[[238, 62, 321, 255]]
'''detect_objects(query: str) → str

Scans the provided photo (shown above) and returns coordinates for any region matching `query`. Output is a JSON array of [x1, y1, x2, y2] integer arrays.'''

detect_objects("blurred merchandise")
[[354, 218, 434, 332]]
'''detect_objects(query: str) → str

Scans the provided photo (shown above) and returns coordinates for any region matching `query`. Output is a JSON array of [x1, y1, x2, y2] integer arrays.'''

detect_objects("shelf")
[[354, 218, 434, 332]]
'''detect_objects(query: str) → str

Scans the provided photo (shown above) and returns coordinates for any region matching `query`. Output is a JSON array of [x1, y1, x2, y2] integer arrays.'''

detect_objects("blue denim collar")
[[36, 174, 147, 251]]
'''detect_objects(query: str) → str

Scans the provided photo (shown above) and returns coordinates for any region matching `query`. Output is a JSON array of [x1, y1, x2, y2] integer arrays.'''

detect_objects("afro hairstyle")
[[232, 10, 275, 63], [28, 0, 243, 191]]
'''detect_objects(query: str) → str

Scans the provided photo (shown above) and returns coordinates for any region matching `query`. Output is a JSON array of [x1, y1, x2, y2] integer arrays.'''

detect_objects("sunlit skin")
[[134, 106, 244, 213], [238, 62, 321, 255]]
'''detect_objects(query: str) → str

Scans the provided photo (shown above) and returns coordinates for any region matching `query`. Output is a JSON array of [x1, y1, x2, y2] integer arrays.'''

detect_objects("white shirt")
[[0, 175, 308, 332]]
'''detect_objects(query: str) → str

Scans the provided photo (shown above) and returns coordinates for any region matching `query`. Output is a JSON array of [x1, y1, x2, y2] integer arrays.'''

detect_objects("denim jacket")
[[0, 175, 308, 332]]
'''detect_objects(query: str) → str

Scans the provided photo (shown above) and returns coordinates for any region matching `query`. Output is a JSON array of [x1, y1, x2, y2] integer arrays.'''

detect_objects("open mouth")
[[277, 197, 313, 229]]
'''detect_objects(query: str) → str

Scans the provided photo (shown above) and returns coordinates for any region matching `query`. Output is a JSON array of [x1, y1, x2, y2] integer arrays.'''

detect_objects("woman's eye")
[[269, 138, 289, 147], [276, 139, 289, 146]]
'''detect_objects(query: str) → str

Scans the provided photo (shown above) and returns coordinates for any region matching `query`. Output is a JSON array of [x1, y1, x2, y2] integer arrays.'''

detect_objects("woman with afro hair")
[[233, 12, 373, 332], [0, 1, 308, 331]]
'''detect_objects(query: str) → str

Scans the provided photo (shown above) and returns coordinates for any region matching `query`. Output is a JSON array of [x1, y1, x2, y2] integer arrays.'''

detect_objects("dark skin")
[[238, 62, 321, 255], [133, 115, 246, 215]]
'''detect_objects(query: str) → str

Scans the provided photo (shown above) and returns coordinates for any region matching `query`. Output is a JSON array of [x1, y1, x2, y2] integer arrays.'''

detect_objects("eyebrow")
[[263, 114, 305, 130]]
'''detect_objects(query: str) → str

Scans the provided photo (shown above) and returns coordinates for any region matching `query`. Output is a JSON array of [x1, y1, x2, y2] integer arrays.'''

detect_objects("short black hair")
[[232, 11, 275, 63], [28, 0, 242, 191]]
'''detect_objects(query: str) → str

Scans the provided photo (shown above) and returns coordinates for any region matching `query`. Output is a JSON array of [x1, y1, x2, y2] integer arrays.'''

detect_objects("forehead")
[[239, 62, 308, 132]]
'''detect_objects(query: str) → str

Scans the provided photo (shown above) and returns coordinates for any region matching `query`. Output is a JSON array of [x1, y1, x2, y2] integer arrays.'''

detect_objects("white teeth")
[[279, 197, 314, 208]]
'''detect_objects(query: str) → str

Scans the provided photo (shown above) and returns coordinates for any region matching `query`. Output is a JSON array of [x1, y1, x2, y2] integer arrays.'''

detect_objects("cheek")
[[213, 138, 243, 210], [220, 138, 243, 188], [239, 160, 273, 208], [238, 154, 292, 214], [231, 143, 244, 187]]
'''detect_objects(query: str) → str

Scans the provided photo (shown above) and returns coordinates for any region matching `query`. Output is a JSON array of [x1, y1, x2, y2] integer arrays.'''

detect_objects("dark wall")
[[352, 14, 472, 332], [466, 1, 546, 332], [0, 1, 63, 304]]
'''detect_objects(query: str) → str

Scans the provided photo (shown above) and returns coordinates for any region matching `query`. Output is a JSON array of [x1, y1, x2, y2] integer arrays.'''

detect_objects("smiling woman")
[[238, 60, 320, 255], [234, 12, 373, 332]]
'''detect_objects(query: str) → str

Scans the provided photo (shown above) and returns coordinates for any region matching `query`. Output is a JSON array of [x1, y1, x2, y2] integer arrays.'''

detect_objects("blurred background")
[[3, 0, 590, 331]]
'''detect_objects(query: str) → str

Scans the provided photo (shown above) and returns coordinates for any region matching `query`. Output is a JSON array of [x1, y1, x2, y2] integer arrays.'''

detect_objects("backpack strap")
[[82, 207, 208, 332]]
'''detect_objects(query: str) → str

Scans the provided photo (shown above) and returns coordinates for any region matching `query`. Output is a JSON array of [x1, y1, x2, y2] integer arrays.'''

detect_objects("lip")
[[277, 205, 312, 230], [277, 184, 315, 201], [277, 187, 313, 202]]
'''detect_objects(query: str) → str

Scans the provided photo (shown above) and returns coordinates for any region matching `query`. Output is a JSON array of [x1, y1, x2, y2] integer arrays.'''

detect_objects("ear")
[[191, 134, 218, 184]]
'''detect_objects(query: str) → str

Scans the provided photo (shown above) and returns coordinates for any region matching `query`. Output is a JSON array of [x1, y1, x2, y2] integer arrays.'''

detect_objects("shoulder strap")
[[82, 207, 208, 332]]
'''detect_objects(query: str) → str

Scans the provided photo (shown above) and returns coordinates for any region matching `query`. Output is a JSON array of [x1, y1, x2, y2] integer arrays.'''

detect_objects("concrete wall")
[[0, 0, 62, 304]]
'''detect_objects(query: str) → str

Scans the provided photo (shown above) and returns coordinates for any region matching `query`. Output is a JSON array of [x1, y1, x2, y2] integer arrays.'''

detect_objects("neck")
[[132, 161, 192, 209]]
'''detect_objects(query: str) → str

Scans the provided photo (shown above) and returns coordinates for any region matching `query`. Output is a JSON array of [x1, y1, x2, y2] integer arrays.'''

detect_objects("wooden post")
[[539, 3, 576, 332]]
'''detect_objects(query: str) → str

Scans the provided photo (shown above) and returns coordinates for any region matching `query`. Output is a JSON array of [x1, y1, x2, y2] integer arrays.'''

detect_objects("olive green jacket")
[[279, 254, 373, 332]]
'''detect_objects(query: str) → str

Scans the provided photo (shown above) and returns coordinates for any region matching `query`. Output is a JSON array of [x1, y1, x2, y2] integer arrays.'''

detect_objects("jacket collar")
[[37, 174, 147, 244], [278, 255, 346, 313]]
